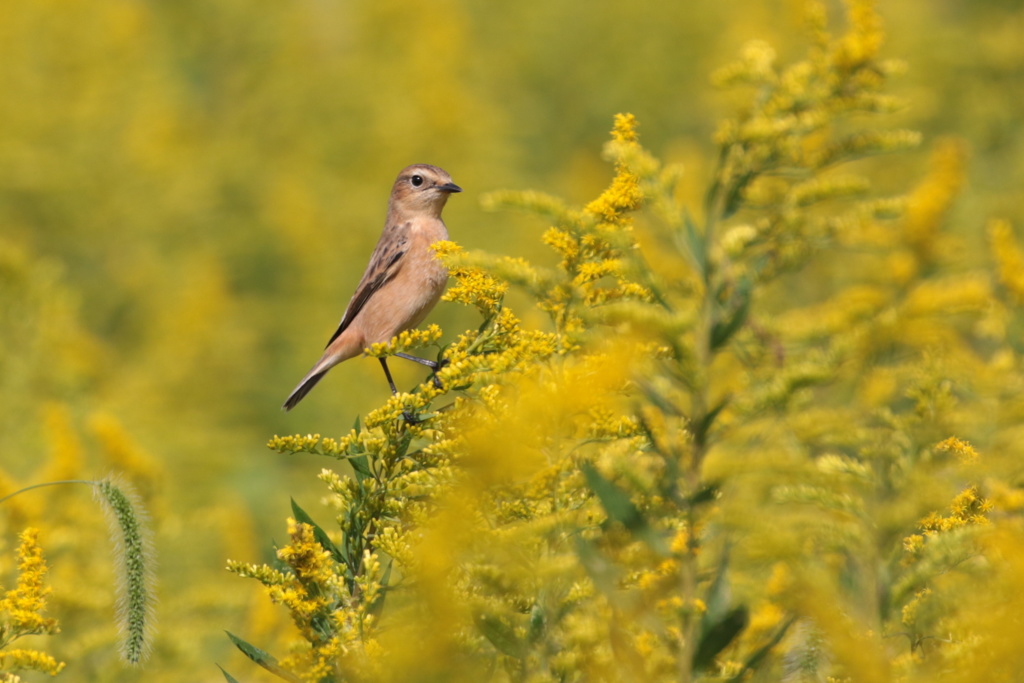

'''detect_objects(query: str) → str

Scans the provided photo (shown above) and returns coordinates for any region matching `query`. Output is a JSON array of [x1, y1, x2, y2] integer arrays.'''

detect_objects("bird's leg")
[[380, 357, 420, 423], [379, 357, 399, 395], [394, 352, 449, 389], [394, 352, 439, 369]]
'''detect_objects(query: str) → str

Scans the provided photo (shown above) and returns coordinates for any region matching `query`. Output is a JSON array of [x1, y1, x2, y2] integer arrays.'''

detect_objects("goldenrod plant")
[[230, 2, 1024, 681], [0, 528, 65, 681]]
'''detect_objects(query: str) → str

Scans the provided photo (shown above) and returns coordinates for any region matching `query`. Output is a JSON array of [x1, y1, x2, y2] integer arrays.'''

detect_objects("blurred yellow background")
[[0, 0, 1020, 679]]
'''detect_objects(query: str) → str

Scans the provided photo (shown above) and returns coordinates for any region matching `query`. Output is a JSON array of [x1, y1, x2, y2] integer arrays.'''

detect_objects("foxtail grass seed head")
[[93, 478, 156, 665]]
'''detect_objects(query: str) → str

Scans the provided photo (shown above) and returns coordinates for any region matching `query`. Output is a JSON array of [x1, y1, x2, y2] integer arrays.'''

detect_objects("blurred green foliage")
[[1, 0, 1022, 680]]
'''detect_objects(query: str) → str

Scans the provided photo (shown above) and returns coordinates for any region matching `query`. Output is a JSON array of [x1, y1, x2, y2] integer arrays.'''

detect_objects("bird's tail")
[[282, 366, 329, 411], [283, 332, 364, 411]]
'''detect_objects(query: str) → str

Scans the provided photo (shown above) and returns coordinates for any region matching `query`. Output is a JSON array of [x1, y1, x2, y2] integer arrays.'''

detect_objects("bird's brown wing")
[[324, 220, 410, 348]]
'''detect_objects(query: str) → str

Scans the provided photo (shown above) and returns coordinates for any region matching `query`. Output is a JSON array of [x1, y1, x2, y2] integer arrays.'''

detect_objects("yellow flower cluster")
[[902, 140, 965, 258], [903, 485, 992, 556], [433, 240, 509, 317], [1, 529, 57, 637], [899, 587, 932, 629], [0, 529, 65, 678], [0, 649, 65, 679], [922, 486, 992, 533], [705, 0, 919, 284], [831, 0, 884, 70], [583, 114, 644, 223], [989, 219, 1024, 305], [267, 433, 344, 458], [479, 115, 653, 343], [366, 324, 443, 358], [936, 436, 979, 464]]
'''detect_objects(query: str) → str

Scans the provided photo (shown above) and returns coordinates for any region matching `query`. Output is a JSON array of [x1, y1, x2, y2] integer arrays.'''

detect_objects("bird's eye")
[[411, 175, 424, 187]]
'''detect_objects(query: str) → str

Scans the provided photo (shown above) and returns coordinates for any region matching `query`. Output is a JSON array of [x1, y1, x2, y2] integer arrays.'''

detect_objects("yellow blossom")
[[832, 0, 884, 69], [989, 219, 1024, 305], [0, 649, 65, 677], [0, 529, 65, 678], [584, 114, 644, 223], [366, 324, 443, 358], [0, 529, 59, 637], [902, 139, 965, 256], [936, 437, 980, 464]]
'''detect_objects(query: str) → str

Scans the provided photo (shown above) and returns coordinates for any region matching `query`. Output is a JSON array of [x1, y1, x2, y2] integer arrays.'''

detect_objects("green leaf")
[[692, 398, 730, 446], [722, 171, 756, 219], [527, 604, 546, 644], [582, 463, 667, 552], [637, 379, 683, 417], [710, 288, 751, 351], [290, 498, 346, 565], [225, 631, 302, 683], [729, 615, 796, 682], [702, 548, 733, 625], [582, 463, 645, 532], [693, 606, 749, 671], [347, 453, 372, 482], [476, 614, 527, 659], [680, 209, 707, 275], [394, 430, 414, 459], [310, 613, 335, 641], [217, 664, 241, 683], [683, 482, 721, 509]]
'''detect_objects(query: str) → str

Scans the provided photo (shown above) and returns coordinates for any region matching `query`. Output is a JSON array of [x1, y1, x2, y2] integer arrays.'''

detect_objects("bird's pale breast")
[[357, 222, 448, 345]]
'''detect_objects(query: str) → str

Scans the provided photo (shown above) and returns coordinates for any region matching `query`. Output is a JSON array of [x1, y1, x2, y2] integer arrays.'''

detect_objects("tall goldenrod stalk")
[[0, 528, 66, 679]]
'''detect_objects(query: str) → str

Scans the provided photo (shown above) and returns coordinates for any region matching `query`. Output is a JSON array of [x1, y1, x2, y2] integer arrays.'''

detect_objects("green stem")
[[0, 480, 95, 506], [679, 146, 730, 681]]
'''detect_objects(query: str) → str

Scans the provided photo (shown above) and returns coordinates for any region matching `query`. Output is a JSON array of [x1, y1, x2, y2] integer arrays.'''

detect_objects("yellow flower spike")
[[430, 239, 462, 259], [0, 649, 66, 677], [542, 227, 580, 269], [1, 528, 59, 637], [610, 112, 639, 144], [278, 520, 340, 590], [989, 219, 1024, 305], [936, 437, 980, 465], [268, 433, 346, 458], [441, 266, 508, 316], [40, 402, 83, 482], [584, 114, 645, 223], [0, 529, 65, 678], [88, 412, 165, 489], [366, 325, 443, 358], [832, 0, 884, 70], [902, 139, 965, 258], [226, 560, 288, 586], [434, 240, 511, 317]]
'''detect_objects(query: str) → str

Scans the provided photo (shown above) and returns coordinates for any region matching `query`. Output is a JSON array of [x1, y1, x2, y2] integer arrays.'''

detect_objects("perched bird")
[[283, 164, 461, 411]]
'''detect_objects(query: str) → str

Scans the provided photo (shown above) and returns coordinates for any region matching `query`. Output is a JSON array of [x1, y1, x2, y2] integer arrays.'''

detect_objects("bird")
[[282, 164, 461, 411]]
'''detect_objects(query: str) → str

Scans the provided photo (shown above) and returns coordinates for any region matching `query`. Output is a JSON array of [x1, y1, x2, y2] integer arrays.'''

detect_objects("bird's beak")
[[437, 182, 462, 193]]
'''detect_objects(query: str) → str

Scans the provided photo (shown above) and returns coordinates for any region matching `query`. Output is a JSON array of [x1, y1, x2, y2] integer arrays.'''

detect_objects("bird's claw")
[[430, 358, 451, 390]]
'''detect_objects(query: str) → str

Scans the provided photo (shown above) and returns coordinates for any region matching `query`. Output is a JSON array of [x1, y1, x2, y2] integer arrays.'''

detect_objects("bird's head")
[[389, 164, 462, 217]]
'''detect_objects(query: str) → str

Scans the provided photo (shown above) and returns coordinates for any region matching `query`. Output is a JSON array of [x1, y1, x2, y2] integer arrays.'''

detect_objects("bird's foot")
[[430, 358, 451, 390]]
